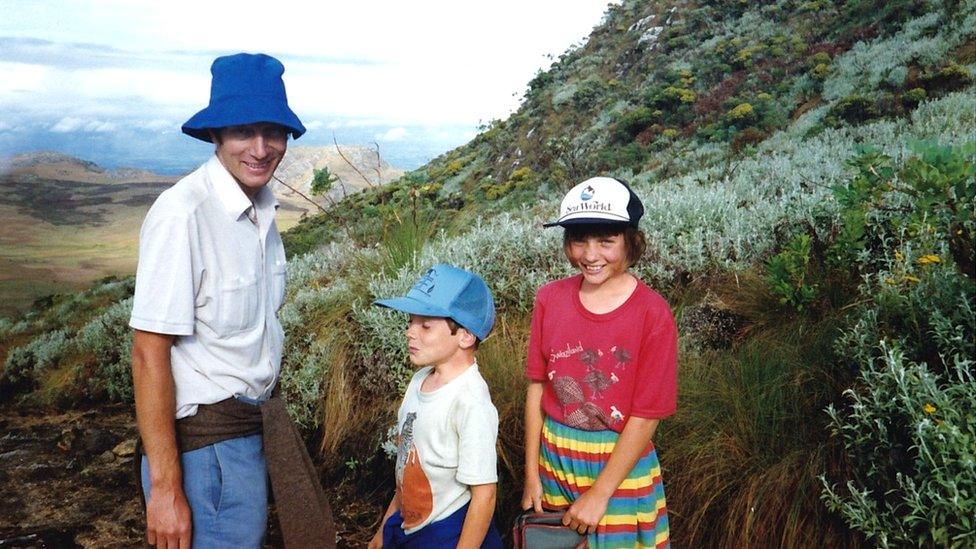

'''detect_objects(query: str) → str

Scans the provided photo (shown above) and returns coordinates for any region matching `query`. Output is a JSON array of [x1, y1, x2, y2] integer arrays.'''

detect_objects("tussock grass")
[[476, 313, 532, 533], [661, 316, 861, 547], [377, 215, 435, 278]]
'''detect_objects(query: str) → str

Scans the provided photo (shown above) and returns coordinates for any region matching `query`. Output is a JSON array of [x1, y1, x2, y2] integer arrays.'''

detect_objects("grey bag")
[[512, 511, 588, 549]]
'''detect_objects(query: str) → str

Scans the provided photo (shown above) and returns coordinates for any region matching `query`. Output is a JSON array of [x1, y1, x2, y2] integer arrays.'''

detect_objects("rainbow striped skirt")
[[540, 415, 670, 549]]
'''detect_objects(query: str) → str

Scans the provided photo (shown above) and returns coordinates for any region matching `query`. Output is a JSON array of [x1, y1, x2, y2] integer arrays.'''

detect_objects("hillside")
[[1, 0, 974, 546], [0, 146, 402, 318]]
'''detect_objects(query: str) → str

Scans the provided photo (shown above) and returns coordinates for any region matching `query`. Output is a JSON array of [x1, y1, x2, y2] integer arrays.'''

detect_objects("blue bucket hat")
[[182, 53, 306, 143], [374, 264, 495, 341]]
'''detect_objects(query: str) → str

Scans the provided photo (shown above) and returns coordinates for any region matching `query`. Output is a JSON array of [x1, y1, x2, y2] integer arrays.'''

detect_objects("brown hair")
[[446, 318, 480, 350], [562, 224, 647, 268]]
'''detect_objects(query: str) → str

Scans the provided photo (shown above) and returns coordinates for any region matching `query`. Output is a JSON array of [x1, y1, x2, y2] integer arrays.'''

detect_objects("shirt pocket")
[[214, 275, 260, 336], [271, 262, 287, 313]]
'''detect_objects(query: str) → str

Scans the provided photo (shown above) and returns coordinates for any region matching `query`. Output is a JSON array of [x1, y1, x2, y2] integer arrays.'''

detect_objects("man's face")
[[213, 123, 288, 196]]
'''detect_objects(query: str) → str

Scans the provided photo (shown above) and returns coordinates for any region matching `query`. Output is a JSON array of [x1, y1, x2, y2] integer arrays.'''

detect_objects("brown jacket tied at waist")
[[141, 395, 337, 548]]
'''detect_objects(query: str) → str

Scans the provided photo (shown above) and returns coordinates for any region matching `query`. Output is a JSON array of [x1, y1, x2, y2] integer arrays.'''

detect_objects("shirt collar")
[[206, 155, 279, 221]]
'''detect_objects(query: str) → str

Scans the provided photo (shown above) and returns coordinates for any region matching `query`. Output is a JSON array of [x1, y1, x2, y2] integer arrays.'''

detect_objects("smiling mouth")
[[582, 264, 605, 274], [244, 160, 272, 171]]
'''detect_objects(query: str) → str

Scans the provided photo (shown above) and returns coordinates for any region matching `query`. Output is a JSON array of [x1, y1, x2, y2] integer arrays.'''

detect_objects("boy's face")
[[405, 314, 468, 367]]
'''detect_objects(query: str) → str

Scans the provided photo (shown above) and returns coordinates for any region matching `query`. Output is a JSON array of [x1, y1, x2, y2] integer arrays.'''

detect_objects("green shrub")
[[821, 142, 976, 547], [826, 94, 879, 126], [78, 298, 134, 401], [900, 86, 927, 109], [765, 234, 819, 311], [615, 106, 656, 141], [822, 343, 976, 548], [919, 62, 973, 94]]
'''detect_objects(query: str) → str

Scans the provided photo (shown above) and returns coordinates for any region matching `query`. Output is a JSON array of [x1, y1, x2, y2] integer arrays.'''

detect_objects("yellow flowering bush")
[[728, 102, 755, 121]]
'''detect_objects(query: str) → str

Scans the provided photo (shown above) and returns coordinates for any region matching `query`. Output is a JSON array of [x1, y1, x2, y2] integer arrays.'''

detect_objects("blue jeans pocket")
[[210, 444, 224, 514]]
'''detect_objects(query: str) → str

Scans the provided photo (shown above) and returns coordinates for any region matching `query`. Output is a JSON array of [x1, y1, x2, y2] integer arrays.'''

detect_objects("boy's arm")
[[456, 483, 496, 549], [367, 493, 401, 549], [561, 416, 660, 534], [521, 380, 545, 512]]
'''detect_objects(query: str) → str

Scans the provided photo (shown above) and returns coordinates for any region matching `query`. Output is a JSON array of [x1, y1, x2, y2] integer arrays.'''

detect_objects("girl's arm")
[[561, 416, 660, 534], [521, 380, 546, 512], [366, 493, 401, 549], [457, 483, 497, 548]]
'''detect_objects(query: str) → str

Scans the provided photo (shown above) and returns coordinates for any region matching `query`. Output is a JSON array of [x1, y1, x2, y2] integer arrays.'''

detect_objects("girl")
[[522, 177, 677, 549]]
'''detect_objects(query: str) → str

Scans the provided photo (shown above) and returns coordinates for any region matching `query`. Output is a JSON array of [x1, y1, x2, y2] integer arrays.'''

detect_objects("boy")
[[368, 263, 503, 549]]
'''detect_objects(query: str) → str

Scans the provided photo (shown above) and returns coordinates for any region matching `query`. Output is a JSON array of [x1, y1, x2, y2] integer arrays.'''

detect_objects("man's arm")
[[561, 416, 660, 534], [132, 329, 191, 549], [366, 493, 401, 549], [521, 380, 545, 512], [457, 483, 497, 548]]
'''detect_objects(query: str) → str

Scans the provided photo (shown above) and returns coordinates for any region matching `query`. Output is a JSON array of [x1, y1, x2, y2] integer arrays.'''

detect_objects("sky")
[[0, 0, 615, 173]]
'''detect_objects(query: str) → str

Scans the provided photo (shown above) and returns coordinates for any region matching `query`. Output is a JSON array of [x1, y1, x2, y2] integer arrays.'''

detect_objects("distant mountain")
[[0, 146, 403, 315], [273, 145, 404, 213], [1, 146, 404, 220], [1, 151, 172, 185]]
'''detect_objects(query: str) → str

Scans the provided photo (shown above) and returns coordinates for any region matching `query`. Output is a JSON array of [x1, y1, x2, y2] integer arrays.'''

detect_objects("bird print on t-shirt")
[[396, 412, 433, 529]]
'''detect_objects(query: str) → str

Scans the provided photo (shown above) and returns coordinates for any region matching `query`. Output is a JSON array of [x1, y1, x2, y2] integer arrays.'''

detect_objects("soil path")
[[0, 405, 380, 548], [0, 405, 143, 548]]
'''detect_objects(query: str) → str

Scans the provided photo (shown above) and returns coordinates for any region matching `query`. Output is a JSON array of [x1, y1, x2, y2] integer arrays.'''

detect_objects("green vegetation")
[[3, 0, 975, 544]]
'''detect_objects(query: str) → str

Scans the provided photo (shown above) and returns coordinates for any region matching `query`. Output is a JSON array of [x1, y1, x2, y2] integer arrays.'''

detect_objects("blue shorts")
[[382, 502, 503, 548], [141, 433, 267, 548]]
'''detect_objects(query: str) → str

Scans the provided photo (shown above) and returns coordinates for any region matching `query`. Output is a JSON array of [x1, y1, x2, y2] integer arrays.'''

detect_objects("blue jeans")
[[141, 433, 268, 548]]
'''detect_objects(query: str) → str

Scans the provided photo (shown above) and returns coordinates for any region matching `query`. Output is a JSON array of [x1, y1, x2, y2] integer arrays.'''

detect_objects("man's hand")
[[561, 489, 609, 536], [521, 473, 544, 513], [145, 483, 192, 548]]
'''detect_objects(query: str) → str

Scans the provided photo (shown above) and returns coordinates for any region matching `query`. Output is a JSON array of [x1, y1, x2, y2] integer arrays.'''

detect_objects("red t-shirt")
[[525, 274, 677, 431]]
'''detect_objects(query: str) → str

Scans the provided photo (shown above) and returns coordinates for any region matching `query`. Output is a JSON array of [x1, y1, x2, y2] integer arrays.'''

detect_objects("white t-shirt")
[[394, 363, 498, 534], [129, 155, 287, 419]]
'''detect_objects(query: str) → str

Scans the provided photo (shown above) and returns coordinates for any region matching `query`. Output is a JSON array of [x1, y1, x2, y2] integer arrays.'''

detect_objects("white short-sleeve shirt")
[[129, 155, 287, 419], [394, 363, 499, 534]]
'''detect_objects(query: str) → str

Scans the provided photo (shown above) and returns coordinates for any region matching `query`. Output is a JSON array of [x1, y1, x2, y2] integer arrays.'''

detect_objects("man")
[[129, 53, 334, 548]]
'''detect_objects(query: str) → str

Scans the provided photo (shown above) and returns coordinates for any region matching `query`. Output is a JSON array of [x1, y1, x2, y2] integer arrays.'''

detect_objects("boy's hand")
[[561, 489, 608, 535], [521, 474, 544, 513], [367, 530, 383, 549]]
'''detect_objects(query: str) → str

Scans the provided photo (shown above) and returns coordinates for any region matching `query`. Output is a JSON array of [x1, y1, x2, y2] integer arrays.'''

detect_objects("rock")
[[81, 428, 117, 455], [98, 450, 116, 464], [112, 439, 136, 458]]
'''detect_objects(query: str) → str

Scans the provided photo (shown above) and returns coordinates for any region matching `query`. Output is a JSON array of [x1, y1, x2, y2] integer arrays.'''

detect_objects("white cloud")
[[304, 120, 325, 130], [49, 117, 116, 133], [86, 120, 117, 132], [141, 119, 171, 131], [50, 117, 85, 132], [375, 127, 408, 141], [0, 62, 49, 95]]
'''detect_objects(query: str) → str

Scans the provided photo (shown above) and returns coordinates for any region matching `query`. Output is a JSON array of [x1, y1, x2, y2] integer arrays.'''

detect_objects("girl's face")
[[567, 233, 629, 287]]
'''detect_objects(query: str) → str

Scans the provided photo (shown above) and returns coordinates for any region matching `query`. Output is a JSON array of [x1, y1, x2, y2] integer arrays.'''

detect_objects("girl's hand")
[[521, 474, 544, 513], [561, 490, 609, 535]]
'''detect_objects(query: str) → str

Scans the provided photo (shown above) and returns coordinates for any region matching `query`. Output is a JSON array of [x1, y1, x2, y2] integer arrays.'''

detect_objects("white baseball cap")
[[543, 176, 644, 228]]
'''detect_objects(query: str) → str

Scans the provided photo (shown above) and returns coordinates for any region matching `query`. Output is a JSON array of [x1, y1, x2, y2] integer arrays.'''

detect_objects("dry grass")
[[660, 316, 862, 548], [476, 313, 532, 533]]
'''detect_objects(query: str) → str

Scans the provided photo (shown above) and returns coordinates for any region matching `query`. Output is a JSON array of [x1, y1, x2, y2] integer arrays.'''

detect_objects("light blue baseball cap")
[[374, 264, 495, 341]]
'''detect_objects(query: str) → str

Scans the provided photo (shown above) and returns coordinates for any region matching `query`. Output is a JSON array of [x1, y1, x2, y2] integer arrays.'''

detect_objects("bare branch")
[[372, 141, 383, 184], [333, 133, 376, 188], [272, 174, 332, 214]]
